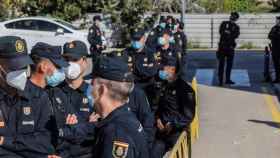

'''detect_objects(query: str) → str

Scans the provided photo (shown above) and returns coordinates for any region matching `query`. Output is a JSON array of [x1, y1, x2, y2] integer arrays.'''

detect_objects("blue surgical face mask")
[[132, 41, 143, 50], [169, 36, 175, 44], [159, 70, 169, 80], [158, 37, 167, 46], [46, 69, 65, 87], [159, 23, 166, 29]]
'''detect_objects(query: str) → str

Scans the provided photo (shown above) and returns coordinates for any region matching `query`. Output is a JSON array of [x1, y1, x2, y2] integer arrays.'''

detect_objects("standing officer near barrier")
[[217, 12, 240, 86], [91, 56, 150, 158], [88, 15, 104, 67], [151, 55, 196, 158], [268, 16, 280, 83], [0, 36, 34, 158]]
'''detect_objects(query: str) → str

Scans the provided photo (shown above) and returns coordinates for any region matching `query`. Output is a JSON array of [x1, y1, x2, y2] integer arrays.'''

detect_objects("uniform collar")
[[18, 79, 44, 100], [96, 104, 130, 128], [61, 80, 88, 93]]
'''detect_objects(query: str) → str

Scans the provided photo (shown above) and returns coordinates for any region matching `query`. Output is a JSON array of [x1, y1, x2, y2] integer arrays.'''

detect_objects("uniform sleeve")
[[219, 22, 226, 35], [133, 87, 154, 149], [182, 33, 187, 54], [59, 122, 95, 144], [99, 125, 135, 158], [173, 79, 196, 130], [269, 27, 277, 40], [233, 25, 240, 39], [1, 94, 55, 156]]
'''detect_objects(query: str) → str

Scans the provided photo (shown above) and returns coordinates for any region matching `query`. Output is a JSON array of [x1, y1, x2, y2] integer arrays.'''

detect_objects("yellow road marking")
[[262, 87, 280, 124]]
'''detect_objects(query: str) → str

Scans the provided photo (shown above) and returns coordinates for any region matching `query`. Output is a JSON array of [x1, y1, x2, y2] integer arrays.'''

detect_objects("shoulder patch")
[[113, 141, 129, 158]]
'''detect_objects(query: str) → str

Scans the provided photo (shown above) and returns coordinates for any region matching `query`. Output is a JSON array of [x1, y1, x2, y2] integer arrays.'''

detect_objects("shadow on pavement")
[[248, 119, 280, 129]]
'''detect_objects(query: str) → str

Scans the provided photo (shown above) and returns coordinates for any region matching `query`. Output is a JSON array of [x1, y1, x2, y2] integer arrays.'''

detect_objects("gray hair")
[[94, 77, 133, 103]]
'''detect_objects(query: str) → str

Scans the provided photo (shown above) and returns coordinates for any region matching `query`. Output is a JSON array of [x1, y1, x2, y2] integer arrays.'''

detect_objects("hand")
[[89, 112, 101, 123], [48, 155, 61, 158], [156, 119, 165, 131], [96, 45, 101, 49], [164, 122, 173, 134], [66, 114, 78, 125], [0, 136, 4, 145]]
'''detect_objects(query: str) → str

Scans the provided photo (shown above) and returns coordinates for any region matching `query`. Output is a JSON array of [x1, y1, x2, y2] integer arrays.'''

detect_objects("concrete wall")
[[182, 14, 276, 49]]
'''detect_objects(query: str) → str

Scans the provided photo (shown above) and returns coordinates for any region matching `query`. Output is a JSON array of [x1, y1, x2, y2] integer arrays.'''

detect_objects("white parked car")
[[0, 17, 90, 53]]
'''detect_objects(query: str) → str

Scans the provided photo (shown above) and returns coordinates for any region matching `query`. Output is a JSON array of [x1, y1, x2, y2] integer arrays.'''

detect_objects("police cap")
[[63, 40, 89, 60], [31, 42, 68, 68], [0, 36, 33, 71], [93, 56, 134, 82]]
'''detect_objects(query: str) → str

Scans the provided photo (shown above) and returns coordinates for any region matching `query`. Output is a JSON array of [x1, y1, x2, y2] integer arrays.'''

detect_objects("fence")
[[168, 78, 199, 158], [80, 13, 278, 49]]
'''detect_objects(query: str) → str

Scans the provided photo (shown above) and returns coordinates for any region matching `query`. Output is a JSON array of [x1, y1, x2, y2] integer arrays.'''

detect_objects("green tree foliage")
[[268, 0, 280, 11], [96, 0, 156, 47]]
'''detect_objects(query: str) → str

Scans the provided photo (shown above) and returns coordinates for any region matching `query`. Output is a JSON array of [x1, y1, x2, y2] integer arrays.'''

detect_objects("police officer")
[[107, 49, 156, 151], [91, 56, 150, 158], [217, 12, 240, 86], [50, 40, 95, 158], [151, 55, 196, 158], [174, 21, 187, 56], [0, 39, 67, 158], [88, 15, 104, 67], [155, 29, 182, 73], [146, 16, 166, 51], [268, 16, 280, 83], [124, 28, 158, 86], [0, 36, 34, 158]]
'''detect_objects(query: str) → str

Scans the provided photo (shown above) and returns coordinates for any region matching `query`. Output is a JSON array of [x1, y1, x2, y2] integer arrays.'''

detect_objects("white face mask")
[[64, 62, 81, 80], [6, 69, 28, 91]]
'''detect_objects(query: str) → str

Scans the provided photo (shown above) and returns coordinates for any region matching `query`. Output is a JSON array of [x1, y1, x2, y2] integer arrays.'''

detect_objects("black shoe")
[[273, 79, 280, 83], [218, 82, 223, 86], [225, 80, 235, 85]]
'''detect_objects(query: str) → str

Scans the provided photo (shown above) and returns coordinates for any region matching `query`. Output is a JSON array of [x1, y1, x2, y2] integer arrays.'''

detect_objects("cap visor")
[[51, 58, 69, 68], [4, 54, 34, 71], [63, 53, 84, 61]]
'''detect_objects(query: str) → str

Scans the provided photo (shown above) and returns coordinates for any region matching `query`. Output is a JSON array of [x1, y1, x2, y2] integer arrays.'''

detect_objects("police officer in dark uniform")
[[0, 36, 34, 158], [48, 40, 95, 158], [268, 16, 280, 83], [146, 16, 166, 51], [151, 55, 196, 158], [1, 40, 67, 158], [105, 50, 156, 149], [124, 28, 158, 87], [217, 12, 240, 86], [174, 21, 187, 56], [91, 56, 150, 158], [88, 15, 104, 67]]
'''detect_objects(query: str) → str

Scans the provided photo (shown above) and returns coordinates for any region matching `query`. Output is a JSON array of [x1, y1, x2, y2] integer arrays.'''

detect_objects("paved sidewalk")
[[192, 84, 280, 158]]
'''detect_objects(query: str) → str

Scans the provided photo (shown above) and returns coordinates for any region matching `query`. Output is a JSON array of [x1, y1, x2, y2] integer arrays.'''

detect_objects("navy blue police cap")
[[63, 40, 89, 60], [230, 12, 239, 20], [93, 15, 102, 21], [31, 42, 68, 68], [93, 56, 134, 82], [132, 28, 146, 41], [0, 36, 33, 71]]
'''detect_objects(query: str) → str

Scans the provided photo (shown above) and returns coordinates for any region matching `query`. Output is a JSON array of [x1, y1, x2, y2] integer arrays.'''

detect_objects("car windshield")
[[55, 20, 80, 30]]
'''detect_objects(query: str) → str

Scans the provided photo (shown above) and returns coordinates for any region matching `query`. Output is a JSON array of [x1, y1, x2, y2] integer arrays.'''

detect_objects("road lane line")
[[195, 69, 214, 86], [262, 87, 280, 125]]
